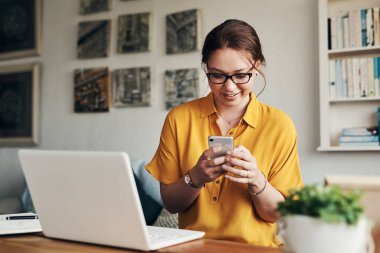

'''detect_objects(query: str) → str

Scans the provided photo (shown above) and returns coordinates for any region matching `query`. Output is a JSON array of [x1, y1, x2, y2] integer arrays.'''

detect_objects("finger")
[[222, 164, 248, 177], [225, 157, 252, 170], [235, 144, 250, 153], [228, 149, 254, 163], [224, 174, 250, 184], [203, 146, 223, 160]]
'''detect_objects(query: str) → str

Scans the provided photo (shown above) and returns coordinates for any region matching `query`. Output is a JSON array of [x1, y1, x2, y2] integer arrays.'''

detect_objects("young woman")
[[146, 19, 303, 247]]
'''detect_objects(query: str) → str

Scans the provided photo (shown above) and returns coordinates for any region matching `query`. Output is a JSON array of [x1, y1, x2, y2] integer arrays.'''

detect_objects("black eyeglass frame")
[[206, 72, 253, 85]]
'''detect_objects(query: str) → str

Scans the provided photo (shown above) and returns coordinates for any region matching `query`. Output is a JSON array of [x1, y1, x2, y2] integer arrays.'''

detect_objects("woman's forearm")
[[249, 180, 284, 223], [160, 179, 201, 214]]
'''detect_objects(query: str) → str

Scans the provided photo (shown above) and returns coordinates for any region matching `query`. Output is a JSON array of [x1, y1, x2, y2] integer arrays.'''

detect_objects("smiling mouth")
[[223, 92, 240, 97]]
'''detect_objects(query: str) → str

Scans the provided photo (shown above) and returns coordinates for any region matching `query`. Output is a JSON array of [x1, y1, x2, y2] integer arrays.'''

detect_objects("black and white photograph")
[[166, 9, 200, 54], [164, 68, 199, 110], [77, 19, 111, 59], [117, 12, 150, 53], [0, 63, 40, 146], [0, 0, 42, 60], [79, 0, 111, 15], [113, 67, 151, 107], [74, 67, 110, 113]]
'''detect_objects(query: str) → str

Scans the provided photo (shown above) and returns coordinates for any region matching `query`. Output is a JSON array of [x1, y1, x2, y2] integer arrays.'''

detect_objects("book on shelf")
[[328, 6, 380, 49], [378, 107, 380, 138], [341, 126, 378, 136], [374, 7, 380, 45], [330, 56, 380, 99], [339, 141, 379, 147], [366, 8, 374, 46], [329, 59, 336, 98], [339, 135, 379, 143], [361, 9, 368, 47]]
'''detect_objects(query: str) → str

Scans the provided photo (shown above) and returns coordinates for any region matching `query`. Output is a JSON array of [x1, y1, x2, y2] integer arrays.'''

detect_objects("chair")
[[325, 175, 380, 253]]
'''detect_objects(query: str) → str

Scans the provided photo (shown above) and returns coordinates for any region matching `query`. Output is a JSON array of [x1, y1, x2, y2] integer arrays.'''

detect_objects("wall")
[[1, 0, 379, 206]]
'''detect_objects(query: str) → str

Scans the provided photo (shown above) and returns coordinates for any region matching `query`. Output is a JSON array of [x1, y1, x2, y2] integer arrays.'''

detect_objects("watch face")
[[184, 173, 191, 185]]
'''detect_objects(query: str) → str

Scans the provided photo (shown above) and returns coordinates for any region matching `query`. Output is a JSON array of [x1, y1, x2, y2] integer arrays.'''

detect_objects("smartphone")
[[208, 136, 234, 158]]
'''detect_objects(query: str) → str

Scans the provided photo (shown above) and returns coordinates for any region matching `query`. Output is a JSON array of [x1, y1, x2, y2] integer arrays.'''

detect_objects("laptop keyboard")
[[147, 226, 180, 244]]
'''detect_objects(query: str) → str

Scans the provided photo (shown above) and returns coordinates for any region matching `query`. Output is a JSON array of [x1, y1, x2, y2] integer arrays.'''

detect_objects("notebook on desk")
[[18, 150, 204, 251]]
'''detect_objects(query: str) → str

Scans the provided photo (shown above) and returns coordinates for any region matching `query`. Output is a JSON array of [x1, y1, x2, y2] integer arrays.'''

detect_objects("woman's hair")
[[201, 19, 266, 95]]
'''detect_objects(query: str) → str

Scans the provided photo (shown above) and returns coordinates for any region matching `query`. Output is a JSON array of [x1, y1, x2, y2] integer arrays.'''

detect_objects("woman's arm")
[[223, 145, 285, 223], [160, 146, 228, 213], [160, 178, 201, 213]]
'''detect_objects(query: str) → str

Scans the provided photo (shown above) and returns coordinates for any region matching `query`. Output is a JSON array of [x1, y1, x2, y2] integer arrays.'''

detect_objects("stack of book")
[[338, 126, 379, 146]]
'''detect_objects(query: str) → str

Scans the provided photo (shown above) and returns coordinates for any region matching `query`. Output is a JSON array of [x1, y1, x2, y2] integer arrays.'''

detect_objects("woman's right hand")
[[188, 146, 228, 187]]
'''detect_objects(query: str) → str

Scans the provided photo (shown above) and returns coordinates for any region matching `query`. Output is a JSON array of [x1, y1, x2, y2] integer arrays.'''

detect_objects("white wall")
[[1, 0, 379, 204]]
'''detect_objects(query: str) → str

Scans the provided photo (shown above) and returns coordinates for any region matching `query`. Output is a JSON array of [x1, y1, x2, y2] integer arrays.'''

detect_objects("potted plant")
[[277, 184, 373, 253]]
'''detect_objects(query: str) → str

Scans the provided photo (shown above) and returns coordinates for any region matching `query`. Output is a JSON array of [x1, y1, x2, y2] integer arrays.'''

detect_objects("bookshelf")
[[318, 0, 380, 152]]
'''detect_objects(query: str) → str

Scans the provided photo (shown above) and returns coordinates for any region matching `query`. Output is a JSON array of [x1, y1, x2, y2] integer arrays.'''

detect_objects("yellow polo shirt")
[[146, 92, 303, 247]]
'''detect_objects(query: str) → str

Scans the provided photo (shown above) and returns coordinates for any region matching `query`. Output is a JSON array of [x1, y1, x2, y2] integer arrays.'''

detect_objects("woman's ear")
[[254, 60, 262, 72]]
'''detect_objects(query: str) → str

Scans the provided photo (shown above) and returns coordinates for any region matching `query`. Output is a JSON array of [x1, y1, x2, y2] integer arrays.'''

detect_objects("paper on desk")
[[0, 212, 42, 235]]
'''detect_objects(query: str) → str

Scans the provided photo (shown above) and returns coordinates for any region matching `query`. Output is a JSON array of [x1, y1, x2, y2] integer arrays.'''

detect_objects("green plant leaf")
[[277, 184, 364, 225]]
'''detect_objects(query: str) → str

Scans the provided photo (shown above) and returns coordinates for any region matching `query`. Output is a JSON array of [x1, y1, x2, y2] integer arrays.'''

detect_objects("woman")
[[146, 19, 303, 247]]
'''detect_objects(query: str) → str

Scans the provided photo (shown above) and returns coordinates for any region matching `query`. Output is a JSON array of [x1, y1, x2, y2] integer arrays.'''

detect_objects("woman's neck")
[[214, 96, 250, 120]]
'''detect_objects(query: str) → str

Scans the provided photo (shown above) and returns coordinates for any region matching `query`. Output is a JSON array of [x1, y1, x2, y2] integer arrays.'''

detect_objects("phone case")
[[208, 136, 234, 158]]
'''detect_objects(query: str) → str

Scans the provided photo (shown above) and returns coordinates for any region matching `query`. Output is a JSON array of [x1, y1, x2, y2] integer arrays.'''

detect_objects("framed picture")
[[117, 12, 150, 53], [0, 0, 42, 61], [0, 63, 40, 146], [113, 67, 151, 107], [74, 67, 110, 113], [164, 68, 199, 110], [77, 20, 111, 59], [166, 9, 200, 54], [79, 0, 111, 15]]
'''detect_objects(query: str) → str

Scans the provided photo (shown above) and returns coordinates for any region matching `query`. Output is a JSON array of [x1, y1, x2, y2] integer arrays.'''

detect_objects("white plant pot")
[[281, 215, 370, 253]]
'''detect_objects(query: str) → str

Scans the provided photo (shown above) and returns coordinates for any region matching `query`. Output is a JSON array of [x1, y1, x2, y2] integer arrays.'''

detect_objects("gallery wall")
[[1, 0, 380, 206]]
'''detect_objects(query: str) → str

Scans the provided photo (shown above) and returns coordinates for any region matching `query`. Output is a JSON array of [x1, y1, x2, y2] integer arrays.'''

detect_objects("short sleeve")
[[267, 116, 303, 197], [145, 112, 182, 184]]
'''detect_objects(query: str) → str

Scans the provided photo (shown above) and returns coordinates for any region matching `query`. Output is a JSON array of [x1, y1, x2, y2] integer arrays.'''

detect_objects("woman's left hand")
[[222, 145, 266, 194]]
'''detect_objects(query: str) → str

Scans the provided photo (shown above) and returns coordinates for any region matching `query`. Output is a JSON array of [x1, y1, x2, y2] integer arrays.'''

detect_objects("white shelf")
[[318, 0, 380, 152], [328, 45, 380, 57], [329, 97, 380, 103], [318, 146, 380, 152]]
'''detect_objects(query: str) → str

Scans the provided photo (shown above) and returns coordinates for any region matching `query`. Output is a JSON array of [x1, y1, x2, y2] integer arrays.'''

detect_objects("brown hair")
[[201, 19, 266, 94]]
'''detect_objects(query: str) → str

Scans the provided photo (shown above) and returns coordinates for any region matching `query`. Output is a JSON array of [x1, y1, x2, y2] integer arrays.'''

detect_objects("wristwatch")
[[184, 172, 201, 188]]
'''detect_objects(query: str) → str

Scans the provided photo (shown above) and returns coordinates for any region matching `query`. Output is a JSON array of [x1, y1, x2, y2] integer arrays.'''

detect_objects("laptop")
[[18, 149, 205, 251]]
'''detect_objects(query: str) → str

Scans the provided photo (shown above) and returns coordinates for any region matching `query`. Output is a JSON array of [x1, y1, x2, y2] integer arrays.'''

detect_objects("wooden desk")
[[0, 234, 281, 253]]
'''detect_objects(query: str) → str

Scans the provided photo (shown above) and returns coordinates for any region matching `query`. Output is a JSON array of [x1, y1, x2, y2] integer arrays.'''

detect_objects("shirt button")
[[215, 180, 220, 184], [212, 196, 217, 201]]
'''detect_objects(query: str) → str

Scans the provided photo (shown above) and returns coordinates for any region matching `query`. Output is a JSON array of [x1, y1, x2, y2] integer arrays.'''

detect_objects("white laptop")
[[18, 149, 205, 251]]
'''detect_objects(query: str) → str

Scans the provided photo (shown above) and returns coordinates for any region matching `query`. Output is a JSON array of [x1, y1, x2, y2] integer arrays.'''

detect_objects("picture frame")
[[112, 67, 151, 107], [0, 63, 40, 146], [166, 9, 201, 54], [164, 68, 199, 110], [117, 12, 151, 54], [74, 67, 111, 113], [77, 19, 111, 59], [0, 0, 42, 61], [79, 0, 111, 15]]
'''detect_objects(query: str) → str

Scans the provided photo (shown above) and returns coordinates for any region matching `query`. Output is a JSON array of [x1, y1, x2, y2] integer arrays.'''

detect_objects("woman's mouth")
[[223, 92, 240, 98]]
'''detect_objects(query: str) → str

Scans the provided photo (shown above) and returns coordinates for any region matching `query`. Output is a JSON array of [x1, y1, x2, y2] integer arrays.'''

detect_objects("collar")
[[200, 92, 259, 128]]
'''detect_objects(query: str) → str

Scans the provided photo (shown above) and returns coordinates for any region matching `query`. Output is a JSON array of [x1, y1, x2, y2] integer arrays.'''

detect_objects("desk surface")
[[0, 234, 281, 253]]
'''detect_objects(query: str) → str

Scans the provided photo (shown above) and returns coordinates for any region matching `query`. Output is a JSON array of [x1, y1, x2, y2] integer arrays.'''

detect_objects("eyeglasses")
[[206, 73, 253, 85]]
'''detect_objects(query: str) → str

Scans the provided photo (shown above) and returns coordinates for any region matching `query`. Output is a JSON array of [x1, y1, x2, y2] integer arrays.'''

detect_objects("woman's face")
[[206, 47, 258, 109]]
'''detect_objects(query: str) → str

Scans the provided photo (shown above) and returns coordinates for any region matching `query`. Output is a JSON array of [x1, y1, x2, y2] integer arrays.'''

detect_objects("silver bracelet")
[[249, 172, 267, 196]]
